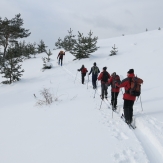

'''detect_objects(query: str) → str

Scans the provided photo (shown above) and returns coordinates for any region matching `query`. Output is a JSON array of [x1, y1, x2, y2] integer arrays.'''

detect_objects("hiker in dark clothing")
[[98, 67, 110, 100], [78, 65, 88, 84], [57, 51, 65, 66], [108, 72, 121, 110], [88, 62, 100, 89]]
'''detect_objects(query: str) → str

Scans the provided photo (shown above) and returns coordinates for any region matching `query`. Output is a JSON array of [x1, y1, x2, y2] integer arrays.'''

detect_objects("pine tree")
[[42, 49, 53, 70], [0, 14, 31, 58], [37, 40, 47, 53], [70, 31, 99, 60], [29, 42, 37, 58], [0, 45, 24, 84], [54, 37, 63, 50], [45, 49, 52, 61], [70, 32, 86, 60], [62, 28, 76, 51], [84, 30, 99, 55], [158, 27, 161, 30], [110, 44, 118, 56]]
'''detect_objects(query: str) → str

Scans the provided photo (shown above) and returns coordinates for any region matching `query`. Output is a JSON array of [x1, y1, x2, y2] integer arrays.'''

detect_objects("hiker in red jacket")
[[115, 69, 136, 124], [108, 72, 121, 110], [57, 51, 65, 66], [78, 65, 88, 84], [98, 67, 110, 100]]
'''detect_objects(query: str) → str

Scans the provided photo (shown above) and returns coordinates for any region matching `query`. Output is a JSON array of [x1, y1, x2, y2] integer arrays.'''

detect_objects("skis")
[[99, 96, 110, 109], [121, 114, 136, 129]]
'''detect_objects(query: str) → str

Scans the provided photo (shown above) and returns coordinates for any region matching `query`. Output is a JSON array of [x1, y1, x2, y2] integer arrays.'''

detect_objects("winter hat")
[[93, 62, 96, 66], [103, 67, 107, 71], [127, 69, 134, 74], [111, 72, 116, 76]]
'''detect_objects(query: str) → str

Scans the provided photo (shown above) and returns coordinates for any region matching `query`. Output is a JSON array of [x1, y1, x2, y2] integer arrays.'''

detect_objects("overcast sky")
[[1, 0, 163, 49]]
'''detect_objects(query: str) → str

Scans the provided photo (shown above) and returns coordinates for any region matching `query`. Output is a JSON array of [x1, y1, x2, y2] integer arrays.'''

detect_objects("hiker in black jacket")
[[98, 67, 110, 99], [88, 62, 100, 89]]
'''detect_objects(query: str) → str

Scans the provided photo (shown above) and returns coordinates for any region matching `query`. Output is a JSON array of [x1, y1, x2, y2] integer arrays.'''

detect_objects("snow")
[[1, 29, 163, 163]]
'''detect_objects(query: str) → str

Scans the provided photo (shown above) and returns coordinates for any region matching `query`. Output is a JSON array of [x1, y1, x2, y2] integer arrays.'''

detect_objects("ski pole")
[[121, 88, 123, 95], [93, 89, 96, 98], [140, 95, 143, 112], [87, 74, 89, 89], [74, 71, 78, 83], [112, 109, 113, 118], [100, 100, 103, 109]]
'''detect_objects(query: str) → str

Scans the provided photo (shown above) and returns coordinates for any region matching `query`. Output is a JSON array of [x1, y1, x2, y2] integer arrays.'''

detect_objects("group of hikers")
[[57, 50, 143, 125], [77, 62, 143, 125]]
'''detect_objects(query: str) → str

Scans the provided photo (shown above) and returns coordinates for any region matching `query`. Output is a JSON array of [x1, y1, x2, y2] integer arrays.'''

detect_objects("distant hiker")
[[115, 69, 143, 124], [57, 51, 65, 66], [108, 72, 121, 110], [98, 67, 110, 100], [78, 65, 88, 84], [88, 62, 100, 89]]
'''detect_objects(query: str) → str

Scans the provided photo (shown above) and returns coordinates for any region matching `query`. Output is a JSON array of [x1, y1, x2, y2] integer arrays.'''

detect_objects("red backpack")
[[112, 75, 121, 88], [82, 68, 87, 74]]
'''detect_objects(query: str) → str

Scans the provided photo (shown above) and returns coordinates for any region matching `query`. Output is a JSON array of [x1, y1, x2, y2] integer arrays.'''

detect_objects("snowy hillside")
[[0, 29, 163, 163]]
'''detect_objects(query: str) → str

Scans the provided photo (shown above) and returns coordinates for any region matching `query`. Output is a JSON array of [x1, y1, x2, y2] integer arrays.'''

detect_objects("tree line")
[[0, 14, 99, 84]]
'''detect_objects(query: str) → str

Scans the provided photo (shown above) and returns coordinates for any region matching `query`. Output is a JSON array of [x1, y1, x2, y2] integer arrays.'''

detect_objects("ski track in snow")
[[62, 63, 163, 163]]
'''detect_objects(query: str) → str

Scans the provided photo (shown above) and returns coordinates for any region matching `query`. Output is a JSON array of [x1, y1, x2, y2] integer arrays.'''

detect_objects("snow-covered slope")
[[0, 29, 163, 163]]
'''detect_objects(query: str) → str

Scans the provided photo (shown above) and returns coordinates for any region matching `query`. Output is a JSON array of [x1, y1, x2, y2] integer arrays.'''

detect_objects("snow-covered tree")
[[110, 44, 118, 56]]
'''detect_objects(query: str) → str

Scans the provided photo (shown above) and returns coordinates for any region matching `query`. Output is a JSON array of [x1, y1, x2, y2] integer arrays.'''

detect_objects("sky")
[[1, 0, 163, 49]]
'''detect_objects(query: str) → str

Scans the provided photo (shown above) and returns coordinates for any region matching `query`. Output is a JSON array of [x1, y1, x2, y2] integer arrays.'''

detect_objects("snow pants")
[[59, 58, 63, 66], [81, 73, 86, 84], [123, 99, 134, 123], [101, 83, 108, 98], [92, 75, 98, 89], [111, 92, 119, 108]]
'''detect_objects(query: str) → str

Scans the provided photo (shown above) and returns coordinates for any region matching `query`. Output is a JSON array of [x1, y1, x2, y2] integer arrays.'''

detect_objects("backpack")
[[92, 66, 99, 75], [82, 68, 87, 74], [112, 75, 121, 88], [129, 76, 143, 96], [59, 51, 64, 58], [101, 71, 109, 82]]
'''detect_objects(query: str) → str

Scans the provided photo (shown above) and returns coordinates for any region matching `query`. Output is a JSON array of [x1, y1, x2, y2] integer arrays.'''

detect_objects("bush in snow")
[[36, 88, 58, 106], [110, 44, 118, 56]]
